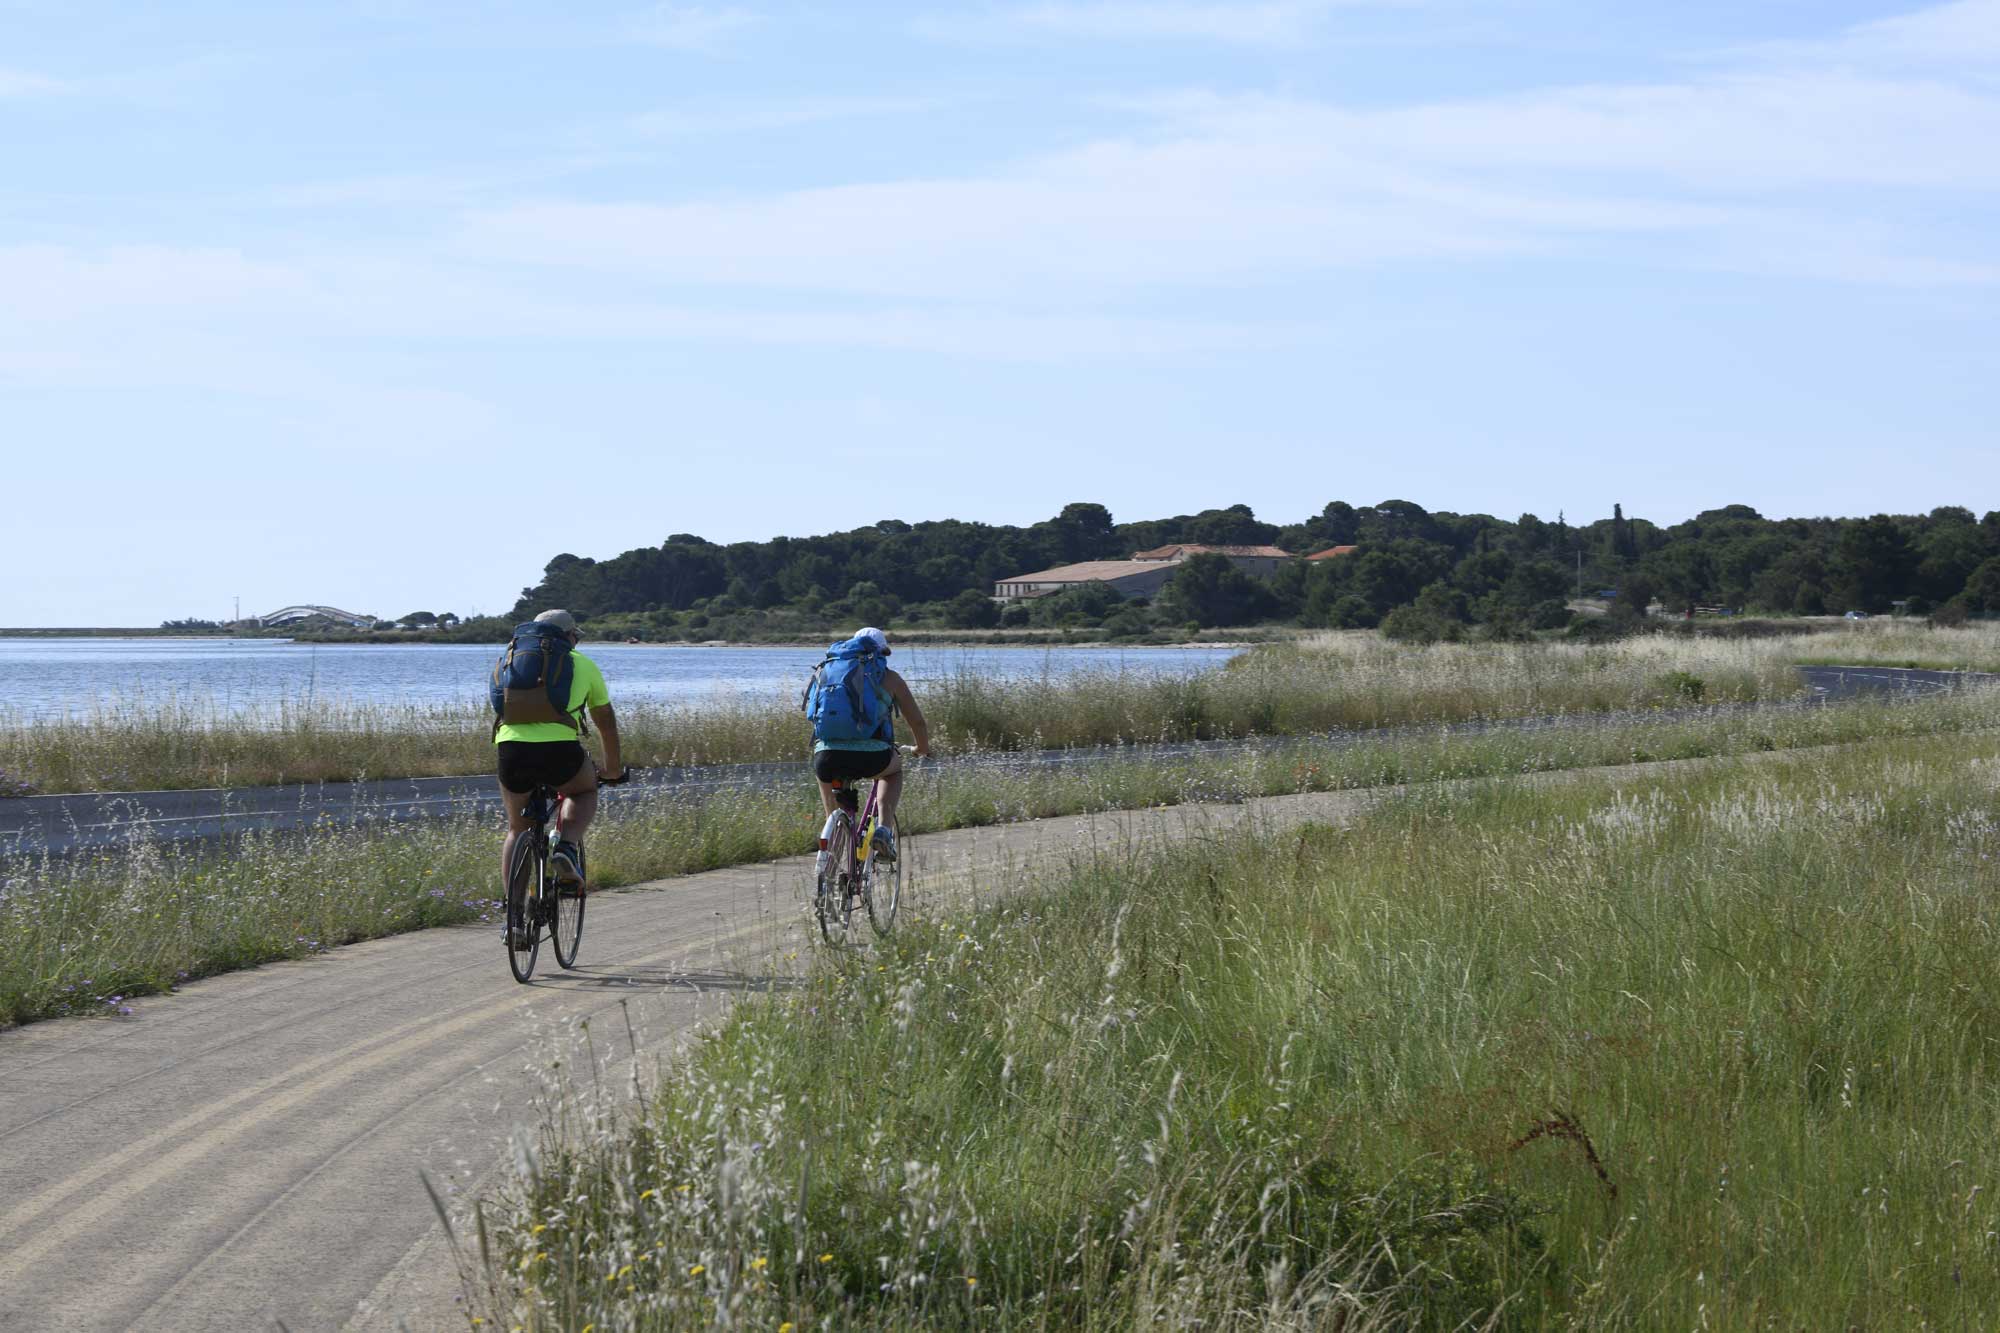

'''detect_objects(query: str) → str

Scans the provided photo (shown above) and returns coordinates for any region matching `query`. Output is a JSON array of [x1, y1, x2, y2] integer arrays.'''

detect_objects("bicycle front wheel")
[[506, 835, 542, 983]]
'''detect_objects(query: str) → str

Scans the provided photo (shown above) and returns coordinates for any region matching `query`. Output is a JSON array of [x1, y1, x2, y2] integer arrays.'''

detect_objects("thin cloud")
[[629, 95, 943, 139], [458, 6, 2000, 301], [627, 3, 761, 51], [0, 67, 67, 98], [923, 0, 1388, 47], [1745, 0, 2000, 67], [0, 243, 1268, 371]]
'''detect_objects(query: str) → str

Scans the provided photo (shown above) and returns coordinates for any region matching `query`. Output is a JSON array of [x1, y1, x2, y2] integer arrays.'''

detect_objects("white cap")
[[534, 609, 579, 635], [855, 626, 889, 654]]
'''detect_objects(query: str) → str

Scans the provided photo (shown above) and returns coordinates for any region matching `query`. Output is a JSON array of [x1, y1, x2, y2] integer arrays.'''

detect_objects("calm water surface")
[[0, 638, 1243, 721]]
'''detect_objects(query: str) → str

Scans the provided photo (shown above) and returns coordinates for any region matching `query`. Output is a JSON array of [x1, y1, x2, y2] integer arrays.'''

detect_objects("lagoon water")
[[0, 638, 1242, 722]]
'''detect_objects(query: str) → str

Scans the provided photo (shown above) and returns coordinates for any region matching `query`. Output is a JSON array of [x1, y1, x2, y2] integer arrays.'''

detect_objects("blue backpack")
[[490, 622, 579, 734], [802, 637, 891, 744]]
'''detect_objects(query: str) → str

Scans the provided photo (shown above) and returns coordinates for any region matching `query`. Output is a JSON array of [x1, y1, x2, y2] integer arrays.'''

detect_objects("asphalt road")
[[1, 665, 1991, 857]]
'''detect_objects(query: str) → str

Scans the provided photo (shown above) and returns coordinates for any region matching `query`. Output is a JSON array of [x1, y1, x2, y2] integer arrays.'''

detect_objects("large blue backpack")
[[490, 622, 579, 734], [802, 637, 891, 744]]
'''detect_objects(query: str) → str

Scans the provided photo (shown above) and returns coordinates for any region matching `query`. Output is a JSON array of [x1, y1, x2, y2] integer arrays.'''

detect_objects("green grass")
[[7, 687, 1999, 1034], [468, 728, 2000, 1330], [0, 630, 1809, 794], [5, 622, 1995, 796]]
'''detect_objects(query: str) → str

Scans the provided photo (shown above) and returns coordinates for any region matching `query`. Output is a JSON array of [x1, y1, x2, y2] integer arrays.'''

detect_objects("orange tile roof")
[[1305, 545, 1358, 560], [998, 560, 1177, 583], [1130, 544, 1294, 561]]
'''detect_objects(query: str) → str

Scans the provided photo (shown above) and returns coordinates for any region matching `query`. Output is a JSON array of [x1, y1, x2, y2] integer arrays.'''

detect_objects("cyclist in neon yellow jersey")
[[494, 610, 623, 908], [809, 627, 930, 861]]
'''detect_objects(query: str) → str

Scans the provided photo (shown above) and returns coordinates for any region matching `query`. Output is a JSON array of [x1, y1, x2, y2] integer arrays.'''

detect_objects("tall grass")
[[7, 622, 1997, 796], [470, 729, 2000, 1329], [0, 629, 1844, 794], [8, 686, 1999, 1032]]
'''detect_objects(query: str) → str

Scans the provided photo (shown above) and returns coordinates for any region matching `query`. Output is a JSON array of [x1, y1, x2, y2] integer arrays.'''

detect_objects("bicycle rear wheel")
[[815, 818, 856, 945], [506, 834, 542, 983], [866, 838, 901, 936]]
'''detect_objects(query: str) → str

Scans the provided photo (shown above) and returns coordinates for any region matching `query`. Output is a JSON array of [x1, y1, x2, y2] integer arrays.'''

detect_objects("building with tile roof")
[[995, 544, 1298, 602], [992, 560, 1182, 603]]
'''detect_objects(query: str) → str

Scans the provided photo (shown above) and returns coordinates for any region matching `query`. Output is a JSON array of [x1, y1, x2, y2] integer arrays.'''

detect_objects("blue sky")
[[3, 0, 1996, 624]]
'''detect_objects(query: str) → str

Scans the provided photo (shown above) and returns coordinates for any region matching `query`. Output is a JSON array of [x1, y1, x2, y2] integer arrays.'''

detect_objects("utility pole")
[[234, 595, 240, 625], [1575, 550, 1583, 599]]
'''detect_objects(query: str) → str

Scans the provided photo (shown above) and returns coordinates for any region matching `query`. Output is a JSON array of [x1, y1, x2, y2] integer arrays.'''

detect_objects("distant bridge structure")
[[256, 605, 376, 628]]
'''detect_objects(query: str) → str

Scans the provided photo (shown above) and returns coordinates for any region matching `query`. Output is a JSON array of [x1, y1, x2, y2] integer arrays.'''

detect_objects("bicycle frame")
[[821, 774, 884, 861]]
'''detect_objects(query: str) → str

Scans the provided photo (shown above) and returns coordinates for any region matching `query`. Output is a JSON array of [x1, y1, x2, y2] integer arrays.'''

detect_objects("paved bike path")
[[0, 738, 1960, 1330], [0, 785, 1410, 1331]]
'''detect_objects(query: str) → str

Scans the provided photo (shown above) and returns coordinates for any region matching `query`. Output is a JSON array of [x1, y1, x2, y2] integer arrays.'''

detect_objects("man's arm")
[[884, 671, 930, 756], [589, 704, 623, 779]]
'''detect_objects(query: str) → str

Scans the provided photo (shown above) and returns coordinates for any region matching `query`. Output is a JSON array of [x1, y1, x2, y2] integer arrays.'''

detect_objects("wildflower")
[[818, 1253, 833, 1264], [750, 1256, 768, 1270], [638, 1189, 655, 1201], [965, 1276, 978, 1288], [689, 1264, 705, 1277], [781, 1324, 795, 1333]]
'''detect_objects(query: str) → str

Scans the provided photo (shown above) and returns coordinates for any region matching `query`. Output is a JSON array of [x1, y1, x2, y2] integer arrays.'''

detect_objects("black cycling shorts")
[[497, 740, 589, 794], [812, 747, 895, 783]]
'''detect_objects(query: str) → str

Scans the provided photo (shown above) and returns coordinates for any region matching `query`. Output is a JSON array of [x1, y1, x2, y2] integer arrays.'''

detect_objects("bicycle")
[[813, 747, 912, 944], [505, 769, 631, 983]]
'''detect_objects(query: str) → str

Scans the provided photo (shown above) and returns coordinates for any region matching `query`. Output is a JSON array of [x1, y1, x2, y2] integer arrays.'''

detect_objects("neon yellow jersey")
[[495, 651, 610, 745]]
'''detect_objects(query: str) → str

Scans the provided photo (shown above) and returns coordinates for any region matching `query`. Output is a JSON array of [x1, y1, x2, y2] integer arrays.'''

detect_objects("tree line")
[[483, 500, 2000, 641]]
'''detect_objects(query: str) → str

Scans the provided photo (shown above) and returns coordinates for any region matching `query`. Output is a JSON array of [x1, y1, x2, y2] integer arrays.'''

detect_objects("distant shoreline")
[[1, 628, 1281, 649]]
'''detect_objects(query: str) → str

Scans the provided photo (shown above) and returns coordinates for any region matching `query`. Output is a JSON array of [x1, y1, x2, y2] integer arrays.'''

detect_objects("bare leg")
[[499, 785, 534, 885], [875, 750, 906, 829], [551, 760, 600, 839], [555, 788, 597, 844]]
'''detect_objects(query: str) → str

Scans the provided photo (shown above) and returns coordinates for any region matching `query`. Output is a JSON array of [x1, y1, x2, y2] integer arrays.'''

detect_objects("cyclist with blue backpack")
[[803, 626, 930, 861], [491, 610, 623, 933]]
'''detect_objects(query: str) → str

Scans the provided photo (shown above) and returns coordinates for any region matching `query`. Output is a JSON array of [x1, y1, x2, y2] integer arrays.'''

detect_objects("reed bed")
[[7, 688, 1998, 1033], [469, 728, 2000, 1329], [0, 627, 1878, 794]]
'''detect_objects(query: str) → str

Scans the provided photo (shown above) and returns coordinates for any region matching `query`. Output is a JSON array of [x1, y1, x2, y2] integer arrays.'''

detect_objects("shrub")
[[1529, 598, 1577, 631], [1658, 669, 1706, 702], [943, 588, 1002, 629], [1327, 594, 1379, 629], [1930, 598, 1971, 629], [1380, 606, 1464, 644]]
